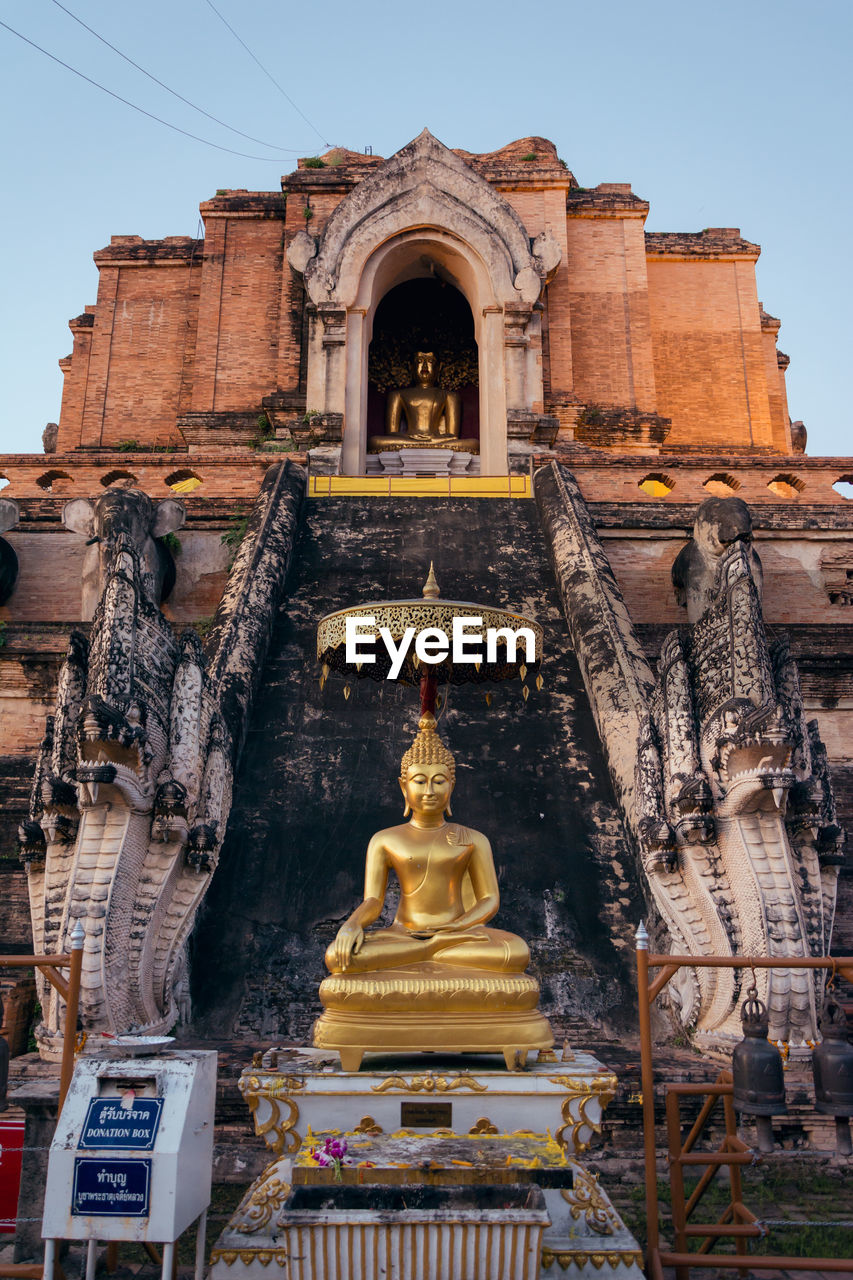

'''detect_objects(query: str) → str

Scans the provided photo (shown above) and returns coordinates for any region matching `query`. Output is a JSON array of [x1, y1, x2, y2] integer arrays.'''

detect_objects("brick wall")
[[564, 212, 657, 411], [41, 143, 829, 462], [646, 252, 775, 449], [192, 206, 285, 413], [760, 309, 792, 450]]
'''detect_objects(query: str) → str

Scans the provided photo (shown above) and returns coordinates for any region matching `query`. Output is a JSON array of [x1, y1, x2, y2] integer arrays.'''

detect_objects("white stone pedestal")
[[209, 1048, 643, 1279], [364, 449, 480, 476], [237, 1047, 616, 1158]]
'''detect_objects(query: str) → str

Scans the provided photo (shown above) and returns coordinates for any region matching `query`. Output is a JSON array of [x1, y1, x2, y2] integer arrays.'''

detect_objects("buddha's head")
[[414, 351, 438, 388], [399, 713, 455, 820]]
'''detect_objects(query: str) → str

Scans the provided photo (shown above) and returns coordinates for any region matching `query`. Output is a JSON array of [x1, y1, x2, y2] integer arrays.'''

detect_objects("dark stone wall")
[[191, 497, 643, 1043]]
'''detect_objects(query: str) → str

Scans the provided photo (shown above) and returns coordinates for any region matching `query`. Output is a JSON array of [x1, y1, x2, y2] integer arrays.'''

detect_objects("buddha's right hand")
[[334, 923, 364, 971]]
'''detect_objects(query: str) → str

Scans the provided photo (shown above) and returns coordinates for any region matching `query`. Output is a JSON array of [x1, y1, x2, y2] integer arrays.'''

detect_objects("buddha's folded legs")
[[324, 925, 529, 975]]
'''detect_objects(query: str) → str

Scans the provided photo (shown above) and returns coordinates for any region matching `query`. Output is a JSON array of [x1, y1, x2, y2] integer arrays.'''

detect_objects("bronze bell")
[[812, 998, 853, 1156], [732, 984, 786, 1153]]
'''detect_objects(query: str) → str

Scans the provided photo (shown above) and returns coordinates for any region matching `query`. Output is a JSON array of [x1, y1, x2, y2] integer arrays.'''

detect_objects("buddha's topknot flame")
[[400, 713, 456, 782]]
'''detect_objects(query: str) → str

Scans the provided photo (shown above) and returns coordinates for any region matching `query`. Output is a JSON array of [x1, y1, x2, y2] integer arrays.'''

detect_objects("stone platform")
[[209, 1046, 643, 1278], [236, 1046, 617, 1159], [364, 448, 480, 476]]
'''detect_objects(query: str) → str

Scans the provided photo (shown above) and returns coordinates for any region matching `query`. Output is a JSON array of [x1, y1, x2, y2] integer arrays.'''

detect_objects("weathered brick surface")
[[192, 210, 285, 414], [646, 256, 776, 450], [564, 215, 657, 411], [0, 757, 35, 947], [603, 531, 853, 628], [45, 137, 796, 459], [0, 451, 289, 499]]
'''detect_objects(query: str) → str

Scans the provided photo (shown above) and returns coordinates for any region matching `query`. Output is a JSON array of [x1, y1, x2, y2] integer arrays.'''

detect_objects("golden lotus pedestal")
[[314, 966, 554, 1071]]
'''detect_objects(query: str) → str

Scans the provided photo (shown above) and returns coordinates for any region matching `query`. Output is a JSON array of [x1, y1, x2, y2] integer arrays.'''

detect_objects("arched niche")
[[290, 130, 560, 477], [366, 278, 479, 446], [339, 231, 507, 475]]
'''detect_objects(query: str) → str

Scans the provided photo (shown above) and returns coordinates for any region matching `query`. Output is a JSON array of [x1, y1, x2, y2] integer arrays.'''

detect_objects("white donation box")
[[43, 1050, 216, 1245]]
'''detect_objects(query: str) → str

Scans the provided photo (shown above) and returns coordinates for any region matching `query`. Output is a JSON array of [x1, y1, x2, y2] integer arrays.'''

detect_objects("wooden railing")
[[636, 931, 853, 1278], [0, 921, 84, 1279]]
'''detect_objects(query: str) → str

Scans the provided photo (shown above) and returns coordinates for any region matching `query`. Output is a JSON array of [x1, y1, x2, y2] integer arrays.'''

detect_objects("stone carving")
[[637, 497, 844, 1043], [0, 497, 20, 605], [820, 546, 853, 607], [63, 489, 184, 620], [536, 467, 844, 1047], [291, 130, 558, 312], [21, 489, 231, 1058], [21, 464, 307, 1059]]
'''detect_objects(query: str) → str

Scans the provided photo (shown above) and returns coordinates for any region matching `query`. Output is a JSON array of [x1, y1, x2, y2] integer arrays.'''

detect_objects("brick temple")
[[0, 130, 851, 1068]]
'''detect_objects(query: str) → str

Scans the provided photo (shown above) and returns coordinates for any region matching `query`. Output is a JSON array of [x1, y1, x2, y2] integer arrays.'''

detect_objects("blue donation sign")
[[72, 1158, 151, 1217], [78, 1098, 163, 1150]]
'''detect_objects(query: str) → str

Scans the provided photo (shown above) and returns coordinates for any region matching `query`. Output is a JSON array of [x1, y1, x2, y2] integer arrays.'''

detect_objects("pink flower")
[[309, 1137, 348, 1180]]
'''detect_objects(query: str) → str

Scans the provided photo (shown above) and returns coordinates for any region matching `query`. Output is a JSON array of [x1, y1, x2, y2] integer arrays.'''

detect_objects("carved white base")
[[364, 449, 480, 476], [211, 1048, 641, 1277], [209, 1156, 643, 1280], [237, 1047, 617, 1159], [539, 1186, 644, 1277]]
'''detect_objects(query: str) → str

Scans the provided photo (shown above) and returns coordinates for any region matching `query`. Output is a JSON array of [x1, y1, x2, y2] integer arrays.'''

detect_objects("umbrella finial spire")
[[422, 562, 440, 599]]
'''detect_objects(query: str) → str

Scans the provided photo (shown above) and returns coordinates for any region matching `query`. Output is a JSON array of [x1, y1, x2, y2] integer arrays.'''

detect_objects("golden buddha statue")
[[366, 351, 480, 454], [314, 714, 553, 1070]]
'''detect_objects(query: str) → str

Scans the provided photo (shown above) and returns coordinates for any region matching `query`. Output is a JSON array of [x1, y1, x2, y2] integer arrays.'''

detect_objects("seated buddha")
[[366, 351, 479, 454], [313, 713, 553, 1070]]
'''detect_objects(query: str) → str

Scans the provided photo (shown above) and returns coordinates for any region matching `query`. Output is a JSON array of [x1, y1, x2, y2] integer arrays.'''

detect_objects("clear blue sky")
[[1, 0, 850, 456]]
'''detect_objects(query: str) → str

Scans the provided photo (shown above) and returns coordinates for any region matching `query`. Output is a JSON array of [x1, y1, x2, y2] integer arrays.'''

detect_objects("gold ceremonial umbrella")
[[316, 565, 543, 695]]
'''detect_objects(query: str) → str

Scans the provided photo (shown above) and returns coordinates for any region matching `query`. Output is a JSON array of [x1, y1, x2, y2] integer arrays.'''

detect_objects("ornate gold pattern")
[[317, 599, 542, 687], [210, 1249, 290, 1268], [239, 1073, 307, 1096], [240, 1088, 301, 1155], [541, 1249, 644, 1271], [560, 1170, 617, 1236], [468, 1116, 499, 1134], [370, 1073, 488, 1094], [353, 1114, 384, 1134], [320, 973, 540, 1000], [234, 1167, 292, 1234], [547, 1075, 617, 1154]]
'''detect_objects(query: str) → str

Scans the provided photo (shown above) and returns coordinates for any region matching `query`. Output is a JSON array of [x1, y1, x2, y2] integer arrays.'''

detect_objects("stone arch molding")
[[287, 129, 561, 475]]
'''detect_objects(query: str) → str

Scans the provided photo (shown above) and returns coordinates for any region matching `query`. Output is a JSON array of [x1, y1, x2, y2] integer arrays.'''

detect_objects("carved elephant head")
[[0, 497, 20, 606], [63, 489, 185, 620], [672, 496, 763, 623]]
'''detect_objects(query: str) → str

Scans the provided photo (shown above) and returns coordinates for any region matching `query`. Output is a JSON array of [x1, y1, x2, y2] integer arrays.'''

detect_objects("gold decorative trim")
[[235, 1167, 292, 1234], [541, 1248, 644, 1271], [317, 597, 542, 687], [239, 1073, 307, 1096], [211, 1249, 291, 1268], [318, 601, 542, 659], [547, 1076, 617, 1154], [242, 1091, 301, 1155], [468, 1117, 499, 1134], [320, 973, 540, 997], [354, 1115, 384, 1134], [561, 1170, 617, 1236], [370, 1073, 487, 1094]]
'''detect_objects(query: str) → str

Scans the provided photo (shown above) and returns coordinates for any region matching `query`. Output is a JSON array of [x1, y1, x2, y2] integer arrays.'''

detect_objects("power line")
[[202, 0, 330, 149], [0, 17, 310, 162], [48, 0, 302, 154]]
